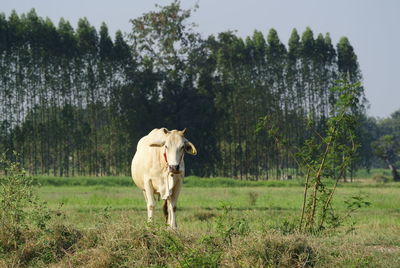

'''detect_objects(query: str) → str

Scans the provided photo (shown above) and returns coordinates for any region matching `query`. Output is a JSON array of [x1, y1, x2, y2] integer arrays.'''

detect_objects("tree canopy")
[[0, 4, 374, 178]]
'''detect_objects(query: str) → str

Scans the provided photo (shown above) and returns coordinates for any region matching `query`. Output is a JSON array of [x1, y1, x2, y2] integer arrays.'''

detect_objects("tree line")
[[0, 3, 374, 179]]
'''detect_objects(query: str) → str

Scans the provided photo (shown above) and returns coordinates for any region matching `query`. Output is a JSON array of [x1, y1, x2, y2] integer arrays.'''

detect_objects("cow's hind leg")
[[144, 179, 156, 222], [163, 200, 168, 223]]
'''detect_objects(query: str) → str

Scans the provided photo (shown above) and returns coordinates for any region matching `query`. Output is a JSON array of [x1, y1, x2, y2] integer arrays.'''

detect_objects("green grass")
[[35, 180, 399, 237], [32, 175, 306, 187], [2, 170, 400, 267], [32, 175, 133, 187], [32, 171, 400, 188], [32, 181, 400, 267]]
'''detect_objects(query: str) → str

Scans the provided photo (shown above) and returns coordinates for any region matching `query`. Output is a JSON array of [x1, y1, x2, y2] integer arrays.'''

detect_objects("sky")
[[2, 0, 399, 118]]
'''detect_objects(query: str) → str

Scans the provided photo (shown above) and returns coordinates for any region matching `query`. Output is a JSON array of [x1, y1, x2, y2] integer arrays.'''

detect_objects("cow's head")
[[150, 128, 197, 174]]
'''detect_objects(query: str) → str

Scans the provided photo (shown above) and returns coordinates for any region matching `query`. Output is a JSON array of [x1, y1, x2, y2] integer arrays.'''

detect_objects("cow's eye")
[[181, 146, 184, 150], [165, 145, 168, 149]]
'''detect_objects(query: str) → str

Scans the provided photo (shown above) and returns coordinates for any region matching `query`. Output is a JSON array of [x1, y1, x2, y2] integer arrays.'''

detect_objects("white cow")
[[131, 128, 197, 228]]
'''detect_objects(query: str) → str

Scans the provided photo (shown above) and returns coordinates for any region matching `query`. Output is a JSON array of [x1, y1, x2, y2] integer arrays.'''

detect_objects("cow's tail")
[[163, 200, 168, 222]]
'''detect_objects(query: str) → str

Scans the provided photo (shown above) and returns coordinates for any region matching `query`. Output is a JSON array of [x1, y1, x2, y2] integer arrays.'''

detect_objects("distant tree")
[[372, 135, 400, 181], [356, 116, 380, 171], [372, 110, 400, 181]]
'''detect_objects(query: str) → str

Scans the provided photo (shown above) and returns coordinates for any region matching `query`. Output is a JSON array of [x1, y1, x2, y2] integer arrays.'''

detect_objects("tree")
[[372, 110, 400, 181], [373, 135, 400, 181], [128, 1, 217, 176], [337, 37, 360, 82]]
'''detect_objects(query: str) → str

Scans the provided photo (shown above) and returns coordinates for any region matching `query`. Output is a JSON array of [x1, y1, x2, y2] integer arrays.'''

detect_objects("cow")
[[131, 128, 197, 228]]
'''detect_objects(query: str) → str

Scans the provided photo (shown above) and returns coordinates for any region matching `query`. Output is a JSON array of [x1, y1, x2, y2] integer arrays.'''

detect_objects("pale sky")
[[2, 0, 399, 118]]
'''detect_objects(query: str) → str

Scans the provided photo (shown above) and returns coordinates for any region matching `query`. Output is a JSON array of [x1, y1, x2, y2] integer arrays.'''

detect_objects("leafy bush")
[[0, 154, 51, 251], [372, 174, 390, 183], [248, 191, 259, 206], [0, 155, 84, 266]]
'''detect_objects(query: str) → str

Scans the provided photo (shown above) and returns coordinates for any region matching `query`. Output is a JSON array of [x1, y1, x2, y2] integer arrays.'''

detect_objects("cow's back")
[[131, 129, 166, 190]]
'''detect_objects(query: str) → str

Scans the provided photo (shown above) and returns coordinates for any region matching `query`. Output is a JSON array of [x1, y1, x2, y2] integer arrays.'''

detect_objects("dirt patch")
[[367, 245, 400, 253]]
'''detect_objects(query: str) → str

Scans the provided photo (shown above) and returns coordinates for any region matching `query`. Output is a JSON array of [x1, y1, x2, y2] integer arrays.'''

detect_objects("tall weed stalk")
[[259, 81, 368, 233]]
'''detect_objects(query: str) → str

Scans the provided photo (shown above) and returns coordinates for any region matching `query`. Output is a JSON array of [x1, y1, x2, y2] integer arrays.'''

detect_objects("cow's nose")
[[169, 165, 179, 171]]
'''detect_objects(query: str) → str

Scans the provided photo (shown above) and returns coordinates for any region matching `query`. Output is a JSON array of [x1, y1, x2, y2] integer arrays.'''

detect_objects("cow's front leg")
[[167, 178, 182, 228], [144, 179, 155, 222], [166, 197, 177, 229]]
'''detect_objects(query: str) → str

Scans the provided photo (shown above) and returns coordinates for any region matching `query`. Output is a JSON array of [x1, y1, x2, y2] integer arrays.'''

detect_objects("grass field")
[[2, 173, 400, 267], [37, 181, 400, 228]]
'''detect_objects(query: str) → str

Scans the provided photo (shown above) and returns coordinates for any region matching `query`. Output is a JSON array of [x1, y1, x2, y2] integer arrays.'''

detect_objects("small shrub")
[[222, 233, 316, 267], [193, 211, 216, 221], [372, 174, 390, 183], [215, 204, 250, 245], [181, 248, 221, 268], [0, 153, 50, 251], [273, 219, 298, 235], [260, 237, 315, 267], [51, 224, 82, 258], [248, 191, 259, 206]]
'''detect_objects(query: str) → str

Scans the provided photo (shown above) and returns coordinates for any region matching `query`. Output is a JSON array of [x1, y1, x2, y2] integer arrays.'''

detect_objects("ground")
[[1, 175, 400, 267]]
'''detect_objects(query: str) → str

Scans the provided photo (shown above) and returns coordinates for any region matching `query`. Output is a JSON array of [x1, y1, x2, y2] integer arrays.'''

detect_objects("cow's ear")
[[162, 128, 169, 134], [185, 141, 197, 155]]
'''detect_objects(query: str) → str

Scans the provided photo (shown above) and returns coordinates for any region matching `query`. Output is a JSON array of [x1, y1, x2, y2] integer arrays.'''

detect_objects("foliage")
[[0, 153, 51, 250], [368, 110, 400, 181], [372, 135, 400, 181], [298, 81, 365, 232], [0, 3, 366, 178], [248, 191, 259, 206], [214, 203, 249, 245], [259, 81, 370, 233], [372, 173, 390, 183]]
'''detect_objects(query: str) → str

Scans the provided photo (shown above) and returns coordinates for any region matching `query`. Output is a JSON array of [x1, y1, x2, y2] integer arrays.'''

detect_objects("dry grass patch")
[[221, 232, 315, 268]]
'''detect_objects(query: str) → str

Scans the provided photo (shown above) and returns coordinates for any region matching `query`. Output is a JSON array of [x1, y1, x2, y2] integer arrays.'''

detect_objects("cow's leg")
[[166, 198, 175, 228], [143, 179, 155, 222], [163, 200, 168, 223], [167, 178, 182, 228], [142, 190, 148, 203]]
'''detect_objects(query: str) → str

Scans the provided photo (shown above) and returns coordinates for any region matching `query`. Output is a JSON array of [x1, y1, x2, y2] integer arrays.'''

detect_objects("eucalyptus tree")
[[76, 18, 99, 175], [211, 32, 248, 178], [299, 27, 315, 118], [265, 29, 289, 178], [56, 18, 77, 175], [286, 28, 307, 174], [287, 28, 301, 113], [337, 37, 361, 82], [0, 13, 10, 155], [243, 31, 268, 179]]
